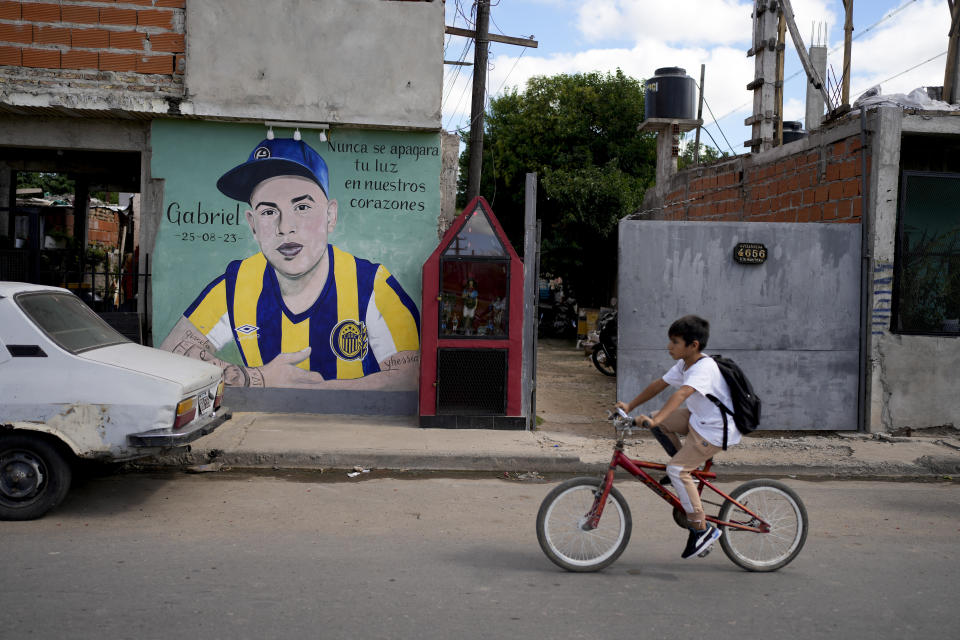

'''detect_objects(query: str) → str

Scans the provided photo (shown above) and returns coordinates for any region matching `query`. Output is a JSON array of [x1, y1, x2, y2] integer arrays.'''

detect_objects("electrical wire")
[[492, 46, 527, 96], [487, 63, 498, 205], [693, 81, 738, 155], [443, 0, 478, 133], [699, 127, 729, 158], [454, 0, 473, 24], [714, 0, 925, 125], [442, 38, 473, 104], [850, 50, 947, 97]]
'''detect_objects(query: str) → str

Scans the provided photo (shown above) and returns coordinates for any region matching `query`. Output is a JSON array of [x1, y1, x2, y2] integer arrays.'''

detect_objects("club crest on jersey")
[[330, 319, 368, 361]]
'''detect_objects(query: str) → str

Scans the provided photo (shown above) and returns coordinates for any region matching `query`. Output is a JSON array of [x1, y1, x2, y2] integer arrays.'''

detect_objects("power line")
[[453, 0, 473, 24], [492, 46, 527, 95], [780, 0, 919, 87], [714, 0, 924, 125], [699, 127, 729, 157], [442, 0, 477, 133], [696, 85, 737, 155], [487, 64, 498, 206], [442, 1, 472, 101], [851, 50, 947, 97], [442, 38, 472, 104], [846, 0, 918, 45]]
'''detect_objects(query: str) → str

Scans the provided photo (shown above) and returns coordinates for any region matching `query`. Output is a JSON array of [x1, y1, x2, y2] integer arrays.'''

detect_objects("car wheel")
[[0, 433, 72, 520]]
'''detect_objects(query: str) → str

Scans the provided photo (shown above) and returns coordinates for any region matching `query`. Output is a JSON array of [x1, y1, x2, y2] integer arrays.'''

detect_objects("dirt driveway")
[[534, 338, 618, 439]]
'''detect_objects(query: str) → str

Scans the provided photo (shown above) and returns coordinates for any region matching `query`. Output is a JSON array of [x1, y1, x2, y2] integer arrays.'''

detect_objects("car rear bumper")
[[127, 407, 232, 448]]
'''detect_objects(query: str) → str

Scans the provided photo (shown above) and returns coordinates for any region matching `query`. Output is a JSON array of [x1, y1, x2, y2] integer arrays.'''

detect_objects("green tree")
[[457, 69, 656, 307], [678, 137, 729, 169], [16, 172, 75, 197]]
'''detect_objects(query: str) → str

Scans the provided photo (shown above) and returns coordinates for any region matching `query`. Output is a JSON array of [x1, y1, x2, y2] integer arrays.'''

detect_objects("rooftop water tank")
[[782, 121, 808, 144], [645, 67, 697, 120]]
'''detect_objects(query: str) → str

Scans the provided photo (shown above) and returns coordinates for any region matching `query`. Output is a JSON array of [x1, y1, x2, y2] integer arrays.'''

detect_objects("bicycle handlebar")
[[609, 409, 676, 455]]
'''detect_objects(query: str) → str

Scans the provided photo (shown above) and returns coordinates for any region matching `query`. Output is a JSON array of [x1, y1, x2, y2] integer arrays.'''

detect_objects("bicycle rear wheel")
[[718, 479, 808, 572], [536, 477, 632, 572]]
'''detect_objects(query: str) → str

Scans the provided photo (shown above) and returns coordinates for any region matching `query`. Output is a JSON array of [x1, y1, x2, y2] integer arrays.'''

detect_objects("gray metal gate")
[[617, 221, 861, 431]]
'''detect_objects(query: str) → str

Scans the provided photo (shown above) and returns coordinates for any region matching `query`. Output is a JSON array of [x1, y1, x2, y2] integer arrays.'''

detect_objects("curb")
[[148, 450, 587, 473], [143, 450, 957, 480]]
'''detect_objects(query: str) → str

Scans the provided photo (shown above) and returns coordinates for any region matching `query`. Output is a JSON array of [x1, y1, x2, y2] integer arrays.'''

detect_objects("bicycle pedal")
[[697, 547, 712, 558]]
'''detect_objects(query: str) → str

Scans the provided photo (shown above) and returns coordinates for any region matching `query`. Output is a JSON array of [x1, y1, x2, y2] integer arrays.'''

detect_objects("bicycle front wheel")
[[536, 477, 632, 572], [718, 479, 808, 572]]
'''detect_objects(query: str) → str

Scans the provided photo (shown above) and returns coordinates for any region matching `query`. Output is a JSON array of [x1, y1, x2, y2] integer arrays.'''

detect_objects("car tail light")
[[173, 397, 196, 430], [213, 381, 225, 410]]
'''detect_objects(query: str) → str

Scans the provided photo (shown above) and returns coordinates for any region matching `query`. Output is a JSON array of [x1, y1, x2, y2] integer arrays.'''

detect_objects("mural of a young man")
[[160, 137, 421, 389]]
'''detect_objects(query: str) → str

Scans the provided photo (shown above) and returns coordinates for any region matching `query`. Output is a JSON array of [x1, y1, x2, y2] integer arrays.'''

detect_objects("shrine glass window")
[[439, 206, 510, 338]]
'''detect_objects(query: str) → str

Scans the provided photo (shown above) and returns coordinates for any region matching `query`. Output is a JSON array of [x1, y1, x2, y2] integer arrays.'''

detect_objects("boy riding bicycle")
[[615, 315, 738, 559]]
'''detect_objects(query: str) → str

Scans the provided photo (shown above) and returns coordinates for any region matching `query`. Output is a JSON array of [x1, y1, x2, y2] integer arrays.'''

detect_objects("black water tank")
[[645, 67, 697, 120], [782, 121, 808, 144]]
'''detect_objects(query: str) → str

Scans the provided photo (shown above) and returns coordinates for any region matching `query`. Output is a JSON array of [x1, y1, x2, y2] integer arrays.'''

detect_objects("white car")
[[0, 282, 231, 520]]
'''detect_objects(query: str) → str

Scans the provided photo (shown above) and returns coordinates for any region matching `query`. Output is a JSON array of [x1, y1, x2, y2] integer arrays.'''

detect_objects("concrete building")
[[622, 104, 960, 433], [0, 0, 451, 414]]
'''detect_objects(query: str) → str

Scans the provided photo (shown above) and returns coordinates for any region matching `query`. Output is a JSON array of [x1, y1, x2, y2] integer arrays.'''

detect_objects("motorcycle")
[[591, 309, 617, 376], [538, 295, 579, 339]]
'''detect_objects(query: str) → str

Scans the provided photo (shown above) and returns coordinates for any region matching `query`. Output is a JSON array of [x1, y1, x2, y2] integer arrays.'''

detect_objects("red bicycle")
[[536, 411, 808, 572]]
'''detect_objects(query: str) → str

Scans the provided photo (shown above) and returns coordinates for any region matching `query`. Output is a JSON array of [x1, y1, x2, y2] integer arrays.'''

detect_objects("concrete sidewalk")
[[150, 411, 960, 480]]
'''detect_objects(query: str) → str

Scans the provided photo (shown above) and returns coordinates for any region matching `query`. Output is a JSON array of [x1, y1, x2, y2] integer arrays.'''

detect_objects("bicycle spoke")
[[537, 479, 631, 571], [720, 482, 806, 570]]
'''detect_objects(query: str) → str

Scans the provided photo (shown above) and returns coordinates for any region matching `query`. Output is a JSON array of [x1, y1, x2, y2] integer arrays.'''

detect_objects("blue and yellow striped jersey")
[[182, 245, 420, 379]]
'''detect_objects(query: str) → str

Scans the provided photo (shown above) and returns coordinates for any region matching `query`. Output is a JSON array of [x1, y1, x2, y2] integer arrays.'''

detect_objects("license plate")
[[197, 391, 211, 414]]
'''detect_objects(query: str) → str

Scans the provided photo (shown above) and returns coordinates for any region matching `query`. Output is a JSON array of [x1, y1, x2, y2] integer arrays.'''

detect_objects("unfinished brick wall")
[[0, 0, 185, 102], [88, 206, 119, 247], [651, 133, 868, 224]]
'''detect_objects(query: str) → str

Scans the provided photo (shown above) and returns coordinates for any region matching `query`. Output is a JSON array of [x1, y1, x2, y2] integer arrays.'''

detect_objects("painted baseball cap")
[[216, 137, 330, 203]]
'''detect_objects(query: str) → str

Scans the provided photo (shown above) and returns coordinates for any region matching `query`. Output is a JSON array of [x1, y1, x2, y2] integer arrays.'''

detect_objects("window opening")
[[893, 171, 960, 334]]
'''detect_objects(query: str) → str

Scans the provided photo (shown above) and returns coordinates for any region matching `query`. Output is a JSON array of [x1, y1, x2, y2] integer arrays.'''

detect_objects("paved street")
[[1, 472, 957, 639]]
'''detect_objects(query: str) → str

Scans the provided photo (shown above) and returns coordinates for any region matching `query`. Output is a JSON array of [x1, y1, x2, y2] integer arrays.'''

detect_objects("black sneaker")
[[681, 525, 722, 559]]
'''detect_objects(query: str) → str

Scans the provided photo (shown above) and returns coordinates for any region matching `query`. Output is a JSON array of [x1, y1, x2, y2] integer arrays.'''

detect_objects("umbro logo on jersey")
[[235, 323, 259, 337]]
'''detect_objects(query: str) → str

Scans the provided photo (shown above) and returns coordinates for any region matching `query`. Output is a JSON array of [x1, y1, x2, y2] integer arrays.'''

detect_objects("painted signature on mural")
[[166, 201, 243, 226]]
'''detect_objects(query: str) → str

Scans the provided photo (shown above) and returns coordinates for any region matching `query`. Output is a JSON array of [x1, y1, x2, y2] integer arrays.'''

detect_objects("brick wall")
[[0, 0, 185, 103], [648, 133, 868, 224], [88, 205, 119, 247]]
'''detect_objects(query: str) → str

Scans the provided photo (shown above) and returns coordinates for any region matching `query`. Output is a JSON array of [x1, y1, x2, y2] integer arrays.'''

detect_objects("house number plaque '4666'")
[[734, 242, 768, 264]]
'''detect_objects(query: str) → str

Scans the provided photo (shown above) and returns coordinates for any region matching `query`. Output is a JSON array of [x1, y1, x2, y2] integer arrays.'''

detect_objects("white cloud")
[[843, 0, 948, 98], [576, 0, 753, 46], [783, 97, 807, 123], [443, 0, 953, 147], [787, 0, 841, 46]]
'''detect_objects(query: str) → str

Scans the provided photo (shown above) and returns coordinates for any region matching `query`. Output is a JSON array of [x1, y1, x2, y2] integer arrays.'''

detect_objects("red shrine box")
[[419, 197, 525, 428]]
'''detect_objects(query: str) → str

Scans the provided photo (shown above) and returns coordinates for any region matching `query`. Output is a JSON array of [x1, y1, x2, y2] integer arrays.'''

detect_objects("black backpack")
[[704, 355, 761, 450]]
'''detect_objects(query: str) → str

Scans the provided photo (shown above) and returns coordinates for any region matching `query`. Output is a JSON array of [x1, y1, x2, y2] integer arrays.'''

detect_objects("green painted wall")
[[150, 119, 440, 360]]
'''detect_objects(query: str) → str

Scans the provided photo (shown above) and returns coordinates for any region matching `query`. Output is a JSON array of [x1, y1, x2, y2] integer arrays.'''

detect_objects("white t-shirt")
[[662, 355, 739, 448]]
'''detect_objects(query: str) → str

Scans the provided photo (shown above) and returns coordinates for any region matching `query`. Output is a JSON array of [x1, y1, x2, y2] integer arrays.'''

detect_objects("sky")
[[442, 0, 952, 156]]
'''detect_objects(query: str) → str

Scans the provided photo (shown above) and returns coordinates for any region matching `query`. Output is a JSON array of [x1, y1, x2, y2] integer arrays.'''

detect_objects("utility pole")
[[466, 0, 490, 202], [945, 0, 960, 103], [446, 4, 537, 202], [842, 0, 854, 107], [745, 0, 780, 151], [774, 10, 786, 146], [694, 64, 705, 164]]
